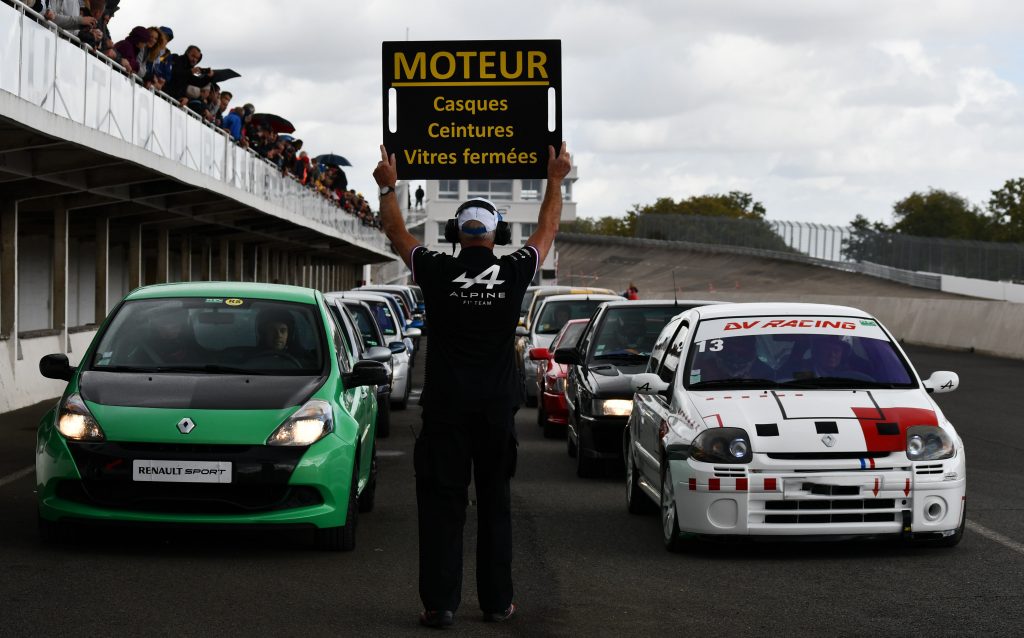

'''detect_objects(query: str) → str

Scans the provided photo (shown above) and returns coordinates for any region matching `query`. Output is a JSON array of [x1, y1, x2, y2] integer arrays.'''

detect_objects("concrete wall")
[[0, 329, 95, 413], [703, 292, 1024, 361], [941, 275, 1024, 304]]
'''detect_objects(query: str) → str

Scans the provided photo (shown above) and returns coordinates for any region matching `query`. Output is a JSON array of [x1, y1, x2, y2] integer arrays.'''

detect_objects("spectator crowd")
[[16, 0, 381, 229]]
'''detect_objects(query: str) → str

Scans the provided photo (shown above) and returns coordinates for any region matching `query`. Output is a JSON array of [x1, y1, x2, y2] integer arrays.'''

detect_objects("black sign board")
[[382, 40, 561, 179]]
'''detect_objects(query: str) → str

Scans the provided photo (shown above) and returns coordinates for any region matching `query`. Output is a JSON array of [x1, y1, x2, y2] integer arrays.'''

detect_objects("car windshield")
[[684, 315, 917, 390], [535, 300, 606, 335], [364, 300, 397, 335], [520, 289, 537, 317], [346, 304, 382, 347], [90, 297, 326, 375], [553, 320, 588, 350], [590, 306, 682, 361]]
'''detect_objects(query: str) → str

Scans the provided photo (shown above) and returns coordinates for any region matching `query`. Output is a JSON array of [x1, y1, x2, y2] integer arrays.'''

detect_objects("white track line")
[[968, 520, 1024, 556], [0, 465, 33, 489]]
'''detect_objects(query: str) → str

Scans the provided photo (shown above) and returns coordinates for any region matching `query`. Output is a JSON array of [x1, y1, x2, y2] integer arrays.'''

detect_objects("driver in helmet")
[[704, 335, 774, 381], [605, 312, 650, 354]]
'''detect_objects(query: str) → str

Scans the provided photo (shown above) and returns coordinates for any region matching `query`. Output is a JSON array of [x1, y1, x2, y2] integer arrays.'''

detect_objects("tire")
[[358, 447, 378, 513], [38, 512, 66, 545], [576, 431, 597, 478], [627, 447, 657, 515], [542, 420, 564, 440], [536, 401, 546, 427], [315, 466, 359, 551], [567, 425, 578, 458], [661, 469, 689, 552], [376, 397, 391, 439]]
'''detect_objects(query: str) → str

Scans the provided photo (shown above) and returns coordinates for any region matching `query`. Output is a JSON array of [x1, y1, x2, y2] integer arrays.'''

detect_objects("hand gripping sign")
[[382, 40, 562, 179]]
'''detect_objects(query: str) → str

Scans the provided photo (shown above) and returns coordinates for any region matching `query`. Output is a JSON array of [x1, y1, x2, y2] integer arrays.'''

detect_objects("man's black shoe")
[[419, 610, 454, 628], [483, 603, 517, 623]]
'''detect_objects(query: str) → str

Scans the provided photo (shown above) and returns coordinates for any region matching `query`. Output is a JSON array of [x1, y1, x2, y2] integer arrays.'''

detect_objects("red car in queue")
[[530, 319, 590, 439]]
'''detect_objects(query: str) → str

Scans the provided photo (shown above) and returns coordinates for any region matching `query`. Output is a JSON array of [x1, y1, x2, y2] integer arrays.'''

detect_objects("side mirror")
[[404, 327, 422, 338], [923, 371, 959, 394], [343, 360, 389, 389], [632, 373, 670, 395], [515, 326, 529, 337], [553, 347, 581, 365], [361, 346, 392, 363], [528, 347, 551, 361], [388, 341, 408, 354], [40, 354, 74, 382]]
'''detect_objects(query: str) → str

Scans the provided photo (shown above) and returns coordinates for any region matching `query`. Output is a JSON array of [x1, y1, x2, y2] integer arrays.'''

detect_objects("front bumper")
[[576, 414, 628, 459], [541, 391, 568, 425], [37, 432, 356, 529], [667, 453, 966, 538]]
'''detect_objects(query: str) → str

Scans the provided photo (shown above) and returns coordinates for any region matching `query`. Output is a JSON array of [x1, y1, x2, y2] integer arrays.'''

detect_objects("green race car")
[[36, 282, 388, 550]]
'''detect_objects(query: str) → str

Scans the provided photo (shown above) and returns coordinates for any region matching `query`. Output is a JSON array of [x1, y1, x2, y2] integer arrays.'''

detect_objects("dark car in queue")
[[557, 300, 719, 477], [529, 318, 590, 438], [517, 292, 621, 407], [35, 282, 388, 550]]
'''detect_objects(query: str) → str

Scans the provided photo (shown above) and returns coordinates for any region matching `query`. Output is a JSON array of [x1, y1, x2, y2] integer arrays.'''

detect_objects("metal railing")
[[0, 1, 388, 252], [633, 214, 1024, 283]]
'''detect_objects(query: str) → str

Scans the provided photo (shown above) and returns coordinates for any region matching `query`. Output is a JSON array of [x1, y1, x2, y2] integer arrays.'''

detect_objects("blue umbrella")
[[315, 153, 352, 167]]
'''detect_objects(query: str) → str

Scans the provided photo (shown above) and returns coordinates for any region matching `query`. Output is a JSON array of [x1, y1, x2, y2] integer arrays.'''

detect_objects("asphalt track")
[[1, 344, 1023, 637]]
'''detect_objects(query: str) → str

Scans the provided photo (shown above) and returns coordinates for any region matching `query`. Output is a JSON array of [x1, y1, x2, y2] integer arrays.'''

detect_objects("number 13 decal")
[[696, 339, 724, 352]]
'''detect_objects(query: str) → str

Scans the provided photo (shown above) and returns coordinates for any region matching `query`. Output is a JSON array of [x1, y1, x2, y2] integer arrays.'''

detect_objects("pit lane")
[[0, 344, 1021, 636]]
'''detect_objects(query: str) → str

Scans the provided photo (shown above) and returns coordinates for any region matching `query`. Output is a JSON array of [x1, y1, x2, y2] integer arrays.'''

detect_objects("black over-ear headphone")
[[444, 198, 512, 245]]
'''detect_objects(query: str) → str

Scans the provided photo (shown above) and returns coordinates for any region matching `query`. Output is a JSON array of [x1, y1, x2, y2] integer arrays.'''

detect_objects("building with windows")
[[414, 168, 578, 283]]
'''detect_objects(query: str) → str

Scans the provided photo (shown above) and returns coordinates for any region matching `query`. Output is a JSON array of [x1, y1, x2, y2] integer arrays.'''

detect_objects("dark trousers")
[[415, 408, 518, 614]]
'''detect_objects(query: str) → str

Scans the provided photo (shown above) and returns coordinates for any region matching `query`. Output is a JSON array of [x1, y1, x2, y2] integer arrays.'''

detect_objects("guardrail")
[[635, 214, 1024, 283], [0, 0, 387, 252], [558, 232, 944, 291]]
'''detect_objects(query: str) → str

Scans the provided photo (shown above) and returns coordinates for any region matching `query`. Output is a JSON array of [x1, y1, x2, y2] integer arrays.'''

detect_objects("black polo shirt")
[[411, 244, 538, 415]]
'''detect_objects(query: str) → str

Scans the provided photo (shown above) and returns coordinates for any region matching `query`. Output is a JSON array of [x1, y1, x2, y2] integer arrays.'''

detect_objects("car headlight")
[[592, 399, 632, 417], [690, 427, 752, 464], [56, 393, 105, 441], [267, 400, 333, 446], [906, 425, 954, 461]]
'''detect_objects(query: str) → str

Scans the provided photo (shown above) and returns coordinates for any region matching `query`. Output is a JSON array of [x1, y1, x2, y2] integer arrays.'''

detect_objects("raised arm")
[[373, 144, 420, 269], [526, 143, 573, 265]]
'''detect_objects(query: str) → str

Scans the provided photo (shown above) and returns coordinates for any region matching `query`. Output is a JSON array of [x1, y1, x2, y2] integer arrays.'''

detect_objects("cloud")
[[111, 0, 1024, 227]]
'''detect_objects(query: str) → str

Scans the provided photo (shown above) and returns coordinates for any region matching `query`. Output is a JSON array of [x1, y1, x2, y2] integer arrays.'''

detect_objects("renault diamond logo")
[[177, 418, 196, 434], [821, 434, 836, 447]]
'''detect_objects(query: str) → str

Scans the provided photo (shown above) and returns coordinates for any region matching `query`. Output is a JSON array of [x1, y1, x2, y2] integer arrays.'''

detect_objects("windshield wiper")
[[160, 365, 273, 375], [777, 376, 895, 389], [689, 378, 779, 389], [92, 365, 168, 373], [593, 352, 649, 361]]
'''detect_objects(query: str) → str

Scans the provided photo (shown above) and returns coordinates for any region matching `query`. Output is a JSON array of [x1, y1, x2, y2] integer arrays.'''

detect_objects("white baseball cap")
[[456, 198, 499, 235]]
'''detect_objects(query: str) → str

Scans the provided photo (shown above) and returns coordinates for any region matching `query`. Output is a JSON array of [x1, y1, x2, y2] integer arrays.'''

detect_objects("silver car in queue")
[[325, 291, 419, 409]]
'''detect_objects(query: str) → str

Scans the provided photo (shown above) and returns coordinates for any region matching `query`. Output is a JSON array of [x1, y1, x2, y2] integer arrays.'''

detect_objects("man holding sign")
[[374, 142, 572, 627]]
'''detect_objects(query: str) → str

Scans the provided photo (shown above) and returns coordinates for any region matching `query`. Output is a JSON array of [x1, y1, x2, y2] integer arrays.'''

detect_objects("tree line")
[[565, 178, 1024, 245]]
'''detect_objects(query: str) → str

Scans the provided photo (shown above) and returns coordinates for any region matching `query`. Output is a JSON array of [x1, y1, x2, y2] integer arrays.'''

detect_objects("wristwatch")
[[378, 185, 396, 197]]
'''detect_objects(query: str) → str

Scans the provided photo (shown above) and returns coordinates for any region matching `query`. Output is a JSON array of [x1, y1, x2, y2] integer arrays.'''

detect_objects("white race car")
[[626, 302, 966, 550]]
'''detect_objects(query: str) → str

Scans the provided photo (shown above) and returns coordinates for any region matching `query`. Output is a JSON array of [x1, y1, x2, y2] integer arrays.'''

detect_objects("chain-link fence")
[[633, 214, 1024, 283]]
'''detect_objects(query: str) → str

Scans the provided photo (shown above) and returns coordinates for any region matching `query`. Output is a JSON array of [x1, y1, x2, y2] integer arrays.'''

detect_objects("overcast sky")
[[115, 0, 1024, 226]]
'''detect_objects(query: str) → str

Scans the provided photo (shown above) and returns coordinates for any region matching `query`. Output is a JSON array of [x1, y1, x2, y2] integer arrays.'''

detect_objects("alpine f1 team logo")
[[453, 264, 505, 289], [821, 434, 836, 447], [177, 418, 196, 434]]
